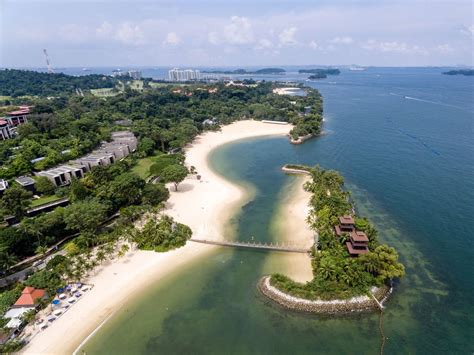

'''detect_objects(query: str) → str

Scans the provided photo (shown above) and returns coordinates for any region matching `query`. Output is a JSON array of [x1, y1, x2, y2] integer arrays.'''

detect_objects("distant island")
[[299, 68, 340, 80], [203, 68, 286, 75], [442, 69, 474, 76]]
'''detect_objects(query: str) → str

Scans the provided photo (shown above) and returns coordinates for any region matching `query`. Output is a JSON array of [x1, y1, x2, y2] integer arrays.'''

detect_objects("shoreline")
[[258, 276, 392, 314], [21, 120, 293, 354], [265, 175, 314, 283]]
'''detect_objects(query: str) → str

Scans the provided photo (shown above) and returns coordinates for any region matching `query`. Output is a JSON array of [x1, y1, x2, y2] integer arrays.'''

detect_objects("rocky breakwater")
[[289, 133, 313, 145], [258, 276, 392, 314]]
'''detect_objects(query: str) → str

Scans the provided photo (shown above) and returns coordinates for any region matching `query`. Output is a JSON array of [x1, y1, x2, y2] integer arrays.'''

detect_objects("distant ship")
[[349, 67, 366, 71], [82, 68, 91, 72]]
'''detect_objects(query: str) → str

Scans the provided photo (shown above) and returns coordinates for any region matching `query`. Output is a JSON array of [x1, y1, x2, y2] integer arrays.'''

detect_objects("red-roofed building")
[[13, 287, 46, 308], [334, 215, 355, 236], [1, 105, 32, 140], [346, 231, 369, 256], [0, 119, 12, 140]]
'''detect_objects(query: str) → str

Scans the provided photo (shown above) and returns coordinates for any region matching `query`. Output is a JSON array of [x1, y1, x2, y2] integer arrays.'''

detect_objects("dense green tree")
[[134, 215, 192, 251], [63, 199, 108, 234], [160, 164, 188, 191], [69, 177, 90, 201], [35, 176, 56, 195], [142, 183, 170, 206], [0, 185, 33, 219], [138, 137, 155, 156], [97, 173, 145, 208]]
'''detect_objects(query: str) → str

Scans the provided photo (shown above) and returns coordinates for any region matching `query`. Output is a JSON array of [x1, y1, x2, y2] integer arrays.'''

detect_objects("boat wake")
[[389, 93, 469, 112]]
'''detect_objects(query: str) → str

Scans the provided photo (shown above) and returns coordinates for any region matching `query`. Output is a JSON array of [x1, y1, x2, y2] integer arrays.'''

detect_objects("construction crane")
[[43, 49, 54, 74]]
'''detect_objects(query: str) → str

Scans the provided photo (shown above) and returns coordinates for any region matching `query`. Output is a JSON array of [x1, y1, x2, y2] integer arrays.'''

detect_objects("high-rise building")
[[168, 68, 200, 81]]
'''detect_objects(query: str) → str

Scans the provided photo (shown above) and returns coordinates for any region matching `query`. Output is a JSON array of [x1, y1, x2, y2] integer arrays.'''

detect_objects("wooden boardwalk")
[[189, 238, 310, 253]]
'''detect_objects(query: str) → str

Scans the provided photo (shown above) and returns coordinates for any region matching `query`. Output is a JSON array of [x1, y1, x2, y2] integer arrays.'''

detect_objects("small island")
[[299, 68, 340, 80], [259, 165, 405, 313], [442, 69, 474, 76]]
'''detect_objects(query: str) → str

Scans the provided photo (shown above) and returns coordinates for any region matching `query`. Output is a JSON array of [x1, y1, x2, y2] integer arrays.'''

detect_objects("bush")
[[35, 176, 56, 195]]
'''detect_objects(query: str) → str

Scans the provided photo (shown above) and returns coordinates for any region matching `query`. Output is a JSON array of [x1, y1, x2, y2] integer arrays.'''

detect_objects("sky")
[[0, 0, 473, 68]]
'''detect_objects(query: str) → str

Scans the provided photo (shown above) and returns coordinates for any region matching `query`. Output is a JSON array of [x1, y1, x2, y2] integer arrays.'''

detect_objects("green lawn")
[[30, 195, 62, 207], [130, 80, 144, 91], [132, 151, 165, 179], [90, 88, 119, 97]]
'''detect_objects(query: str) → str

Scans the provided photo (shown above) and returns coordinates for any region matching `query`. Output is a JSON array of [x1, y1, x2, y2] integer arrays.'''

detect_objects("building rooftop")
[[13, 287, 45, 307], [346, 242, 369, 255], [339, 215, 355, 225], [15, 176, 35, 186], [350, 230, 369, 242], [0, 179, 8, 190]]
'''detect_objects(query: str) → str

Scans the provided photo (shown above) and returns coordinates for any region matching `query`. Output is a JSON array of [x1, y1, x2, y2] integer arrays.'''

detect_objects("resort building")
[[0, 179, 9, 196], [73, 152, 115, 171], [346, 231, 369, 256], [35, 131, 137, 187], [335, 215, 355, 236], [168, 68, 201, 81], [13, 287, 46, 308], [36, 165, 85, 187], [0, 119, 13, 140], [0, 106, 31, 139], [335, 215, 370, 256], [15, 176, 36, 193]]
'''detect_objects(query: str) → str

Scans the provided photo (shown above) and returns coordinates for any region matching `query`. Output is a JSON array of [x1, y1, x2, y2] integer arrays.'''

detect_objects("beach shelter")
[[13, 287, 46, 308], [53, 309, 63, 316]]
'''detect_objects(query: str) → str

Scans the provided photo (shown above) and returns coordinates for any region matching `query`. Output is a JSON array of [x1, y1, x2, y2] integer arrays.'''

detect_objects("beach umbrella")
[[59, 293, 67, 300], [53, 309, 63, 316], [47, 315, 56, 322], [67, 297, 76, 303], [52, 299, 60, 305], [75, 292, 82, 298]]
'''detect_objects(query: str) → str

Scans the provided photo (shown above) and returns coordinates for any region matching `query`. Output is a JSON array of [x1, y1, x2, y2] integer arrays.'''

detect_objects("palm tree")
[[96, 250, 106, 264]]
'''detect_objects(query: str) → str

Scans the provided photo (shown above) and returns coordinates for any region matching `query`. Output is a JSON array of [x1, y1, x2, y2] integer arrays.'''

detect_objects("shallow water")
[[81, 68, 473, 354]]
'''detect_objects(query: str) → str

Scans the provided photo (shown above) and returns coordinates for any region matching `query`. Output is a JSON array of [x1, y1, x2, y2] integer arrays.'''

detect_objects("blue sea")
[[71, 67, 473, 354]]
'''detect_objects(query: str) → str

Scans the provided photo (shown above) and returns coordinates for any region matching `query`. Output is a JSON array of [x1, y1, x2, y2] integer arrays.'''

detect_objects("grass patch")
[[130, 80, 144, 90], [30, 195, 62, 207], [132, 152, 184, 179], [90, 88, 119, 97], [132, 151, 165, 179]]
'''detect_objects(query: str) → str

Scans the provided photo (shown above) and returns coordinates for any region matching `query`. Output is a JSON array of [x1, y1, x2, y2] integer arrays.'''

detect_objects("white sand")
[[22, 120, 292, 354], [264, 175, 315, 283]]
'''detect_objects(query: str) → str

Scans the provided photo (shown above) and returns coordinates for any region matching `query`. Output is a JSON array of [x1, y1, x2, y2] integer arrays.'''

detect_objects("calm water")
[[81, 68, 473, 354]]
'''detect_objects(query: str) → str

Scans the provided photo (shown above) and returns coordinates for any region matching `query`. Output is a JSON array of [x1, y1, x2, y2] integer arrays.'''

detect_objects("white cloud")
[[255, 38, 273, 50], [163, 32, 180, 46], [208, 32, 219, 45], [208, 16, 254, 45], [329, 36, 353, 44], [115, 22, 145, 45], [224, 16, 254, 44], [362, 39, 429, 55], [308, 40, 319, 50], [59, 24, 91, 42], [435, 44, 454, 53], [96, 21, 145, 45], [278, 27, 297, 46], [459, 24, 474, 36]]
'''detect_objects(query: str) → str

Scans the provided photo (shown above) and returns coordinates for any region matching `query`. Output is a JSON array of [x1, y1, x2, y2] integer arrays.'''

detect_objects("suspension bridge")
[[189, 238, 310, 253]]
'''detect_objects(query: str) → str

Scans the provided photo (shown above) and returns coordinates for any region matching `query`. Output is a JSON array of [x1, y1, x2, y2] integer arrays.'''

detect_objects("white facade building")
[[168, 68, 201, 81]]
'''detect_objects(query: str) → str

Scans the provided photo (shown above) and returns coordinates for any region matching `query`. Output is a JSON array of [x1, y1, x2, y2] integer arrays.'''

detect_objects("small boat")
[[349, 67, 366, 71]]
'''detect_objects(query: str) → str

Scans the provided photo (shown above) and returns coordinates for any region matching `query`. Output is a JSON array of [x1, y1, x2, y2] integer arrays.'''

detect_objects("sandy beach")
[[264, 175, 315, 283], [21, 120, 295, 354]]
